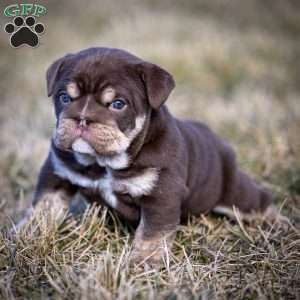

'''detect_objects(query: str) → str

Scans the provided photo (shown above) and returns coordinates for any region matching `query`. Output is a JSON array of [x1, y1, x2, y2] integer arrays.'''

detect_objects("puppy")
[[26, 47, 282, 266]]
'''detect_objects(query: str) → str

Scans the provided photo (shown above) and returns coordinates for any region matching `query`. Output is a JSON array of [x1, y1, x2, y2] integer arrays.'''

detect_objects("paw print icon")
[[4, 16, 45, 48]]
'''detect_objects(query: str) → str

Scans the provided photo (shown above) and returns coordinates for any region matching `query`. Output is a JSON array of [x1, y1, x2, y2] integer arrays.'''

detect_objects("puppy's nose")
[[79, 119, 87, 128], [79, 117, 93, 128]]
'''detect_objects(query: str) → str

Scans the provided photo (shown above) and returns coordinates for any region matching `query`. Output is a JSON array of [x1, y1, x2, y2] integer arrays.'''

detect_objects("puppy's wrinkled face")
[[47, 48, 175, 165], [54, 81, 145, 157]]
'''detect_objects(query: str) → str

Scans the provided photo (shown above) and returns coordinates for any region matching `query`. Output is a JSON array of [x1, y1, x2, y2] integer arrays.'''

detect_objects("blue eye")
[[59, 92, 72, 105], [110, 99, 126, 110]]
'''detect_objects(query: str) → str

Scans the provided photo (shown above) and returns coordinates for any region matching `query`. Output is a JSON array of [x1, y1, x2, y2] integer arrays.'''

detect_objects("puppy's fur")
[[27, 47, 280, 266]]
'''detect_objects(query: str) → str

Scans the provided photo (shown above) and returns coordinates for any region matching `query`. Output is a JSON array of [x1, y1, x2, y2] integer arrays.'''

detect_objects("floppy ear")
[[46, 54, 73, 97], [138, 62, 175, 109]]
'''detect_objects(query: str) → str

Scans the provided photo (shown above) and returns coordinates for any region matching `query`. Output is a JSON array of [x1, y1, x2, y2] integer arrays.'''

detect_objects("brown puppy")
[[27, 47, 280, 267]]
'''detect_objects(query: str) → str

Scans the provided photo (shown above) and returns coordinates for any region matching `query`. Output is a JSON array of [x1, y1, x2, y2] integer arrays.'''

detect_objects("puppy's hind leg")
[[215, 143, 289, 225], [212, 188, 290, 226]]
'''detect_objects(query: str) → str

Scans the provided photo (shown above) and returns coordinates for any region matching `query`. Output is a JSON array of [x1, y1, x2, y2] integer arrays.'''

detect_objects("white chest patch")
[[112, 168, 159, 197], [72, 140, 129, 169], [74, 152, 97, 166], [96, 152, 130, 170], [50, 150, 159, 208]]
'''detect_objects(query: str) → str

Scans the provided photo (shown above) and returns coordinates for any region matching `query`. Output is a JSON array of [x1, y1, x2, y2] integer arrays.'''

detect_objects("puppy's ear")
[[46, 54, 73, 97], [138, 62, 175, 109]]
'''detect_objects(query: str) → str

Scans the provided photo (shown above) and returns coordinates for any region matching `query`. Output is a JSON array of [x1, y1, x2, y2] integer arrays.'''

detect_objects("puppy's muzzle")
[[54, 118, 130, 155]]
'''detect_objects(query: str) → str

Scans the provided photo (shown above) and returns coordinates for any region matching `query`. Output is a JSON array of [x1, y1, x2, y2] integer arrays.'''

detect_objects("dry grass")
[[1, 206, 299, 299], [0, 0, 300, 299]]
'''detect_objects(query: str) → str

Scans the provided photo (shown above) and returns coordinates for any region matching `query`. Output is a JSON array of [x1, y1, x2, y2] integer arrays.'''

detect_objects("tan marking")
[[130, 227, 176, 268], [66, 82, 80, 98], [126, 115, 146, 142], [101, 86, 116, 105], [54, 118, 78, 150], [84, 123, 130, 155]]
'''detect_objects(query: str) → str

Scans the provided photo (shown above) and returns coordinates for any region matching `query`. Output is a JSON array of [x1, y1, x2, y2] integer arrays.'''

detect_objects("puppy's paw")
[[129, 247, 164, 270], [263, 205, 291, 230], [129, 235, 172, 270], [13, 191, 70, 234], [10, 207, 34, 234]]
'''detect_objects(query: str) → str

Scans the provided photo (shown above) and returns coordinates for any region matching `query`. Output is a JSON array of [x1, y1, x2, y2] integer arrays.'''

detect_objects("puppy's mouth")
[[53, 118, 130, 156]]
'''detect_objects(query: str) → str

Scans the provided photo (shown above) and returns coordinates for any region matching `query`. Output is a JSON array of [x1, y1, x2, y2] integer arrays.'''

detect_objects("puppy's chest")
[[52, 155, 159, 208]]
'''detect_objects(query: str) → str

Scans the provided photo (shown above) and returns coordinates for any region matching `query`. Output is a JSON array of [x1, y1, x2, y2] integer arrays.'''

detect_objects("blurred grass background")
[[0, 0, 300, 224], [0, 1, 300, 299]]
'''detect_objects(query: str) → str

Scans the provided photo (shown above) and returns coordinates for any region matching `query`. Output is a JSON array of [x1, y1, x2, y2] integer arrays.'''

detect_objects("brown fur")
[[29, 47, 276, 267]]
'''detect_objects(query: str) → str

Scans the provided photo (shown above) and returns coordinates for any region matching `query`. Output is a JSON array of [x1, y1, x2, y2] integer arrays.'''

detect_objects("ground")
[[0, 0, 300, 299]]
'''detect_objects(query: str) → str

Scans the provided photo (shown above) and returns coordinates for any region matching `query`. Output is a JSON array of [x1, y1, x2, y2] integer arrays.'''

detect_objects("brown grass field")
[[0, 0, 300, 299]]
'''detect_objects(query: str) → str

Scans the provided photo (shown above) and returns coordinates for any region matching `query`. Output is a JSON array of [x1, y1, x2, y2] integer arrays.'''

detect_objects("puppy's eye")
[[110, 99, 126, 110], [59, 92, 72, 105]]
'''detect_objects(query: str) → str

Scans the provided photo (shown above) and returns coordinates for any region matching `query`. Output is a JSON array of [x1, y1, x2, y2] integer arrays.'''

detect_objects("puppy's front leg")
[[130, 175, 186, 268], [16, 154, 77, 230]]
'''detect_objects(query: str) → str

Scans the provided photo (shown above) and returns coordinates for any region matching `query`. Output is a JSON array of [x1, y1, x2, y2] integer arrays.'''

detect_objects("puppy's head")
[[47, 47, 174, 161]]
